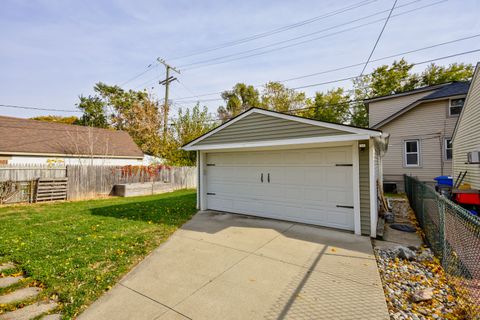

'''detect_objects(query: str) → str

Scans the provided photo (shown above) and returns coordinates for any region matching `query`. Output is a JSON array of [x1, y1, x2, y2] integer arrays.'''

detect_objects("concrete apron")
[[79, 211, 389, 320]]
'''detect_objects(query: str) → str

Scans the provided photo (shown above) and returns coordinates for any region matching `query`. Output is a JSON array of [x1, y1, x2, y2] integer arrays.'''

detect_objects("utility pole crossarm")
[[157, 58, 180, 136]]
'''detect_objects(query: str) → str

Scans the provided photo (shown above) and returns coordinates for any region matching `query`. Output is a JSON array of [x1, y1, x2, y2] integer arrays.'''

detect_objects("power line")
[[178, 0, 444, 71], [359, 0, 398, 76], [292, 48, 480, 89], [173, 48, 480, 104], [122, 0, 376, 87], [2, 49, 478, 116], [167, 0, 377, 61], [0, 104, 81, 113], [278, 34, 480, 83], [120, 60, 159, 87], [178, 0, 421, 69], [136, 0, 436, 89]]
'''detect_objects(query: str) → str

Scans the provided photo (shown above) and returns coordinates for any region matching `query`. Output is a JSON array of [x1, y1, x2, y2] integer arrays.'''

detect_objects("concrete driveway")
[[80, 211, 389, 320]]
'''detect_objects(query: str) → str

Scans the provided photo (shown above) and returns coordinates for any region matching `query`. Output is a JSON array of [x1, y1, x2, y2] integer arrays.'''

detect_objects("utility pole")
[[157, 58, 180, 136]]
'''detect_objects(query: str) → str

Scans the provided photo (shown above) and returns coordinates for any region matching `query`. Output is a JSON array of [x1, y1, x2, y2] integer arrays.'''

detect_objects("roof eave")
[[183, 133, 378, 151]]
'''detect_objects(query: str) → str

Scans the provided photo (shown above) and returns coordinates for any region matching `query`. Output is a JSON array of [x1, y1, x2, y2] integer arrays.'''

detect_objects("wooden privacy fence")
[[0, 164, 196, 203], [66, 165, 196, 200]]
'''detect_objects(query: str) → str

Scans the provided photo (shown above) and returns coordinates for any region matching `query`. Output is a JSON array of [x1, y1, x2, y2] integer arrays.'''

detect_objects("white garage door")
[[205, 146, 354, 230]]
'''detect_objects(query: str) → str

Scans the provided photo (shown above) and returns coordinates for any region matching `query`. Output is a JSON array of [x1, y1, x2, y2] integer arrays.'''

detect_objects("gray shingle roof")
[[420, 82, 470, 101]]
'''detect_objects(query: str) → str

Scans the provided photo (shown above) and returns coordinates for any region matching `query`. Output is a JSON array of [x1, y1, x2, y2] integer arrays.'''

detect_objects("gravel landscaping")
[[375, 245, 466, 320], [374, 198, 468, 320]]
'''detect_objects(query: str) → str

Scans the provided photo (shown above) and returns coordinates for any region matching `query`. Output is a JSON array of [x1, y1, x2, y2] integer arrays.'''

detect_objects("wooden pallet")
[[34, 178, 68, 202]]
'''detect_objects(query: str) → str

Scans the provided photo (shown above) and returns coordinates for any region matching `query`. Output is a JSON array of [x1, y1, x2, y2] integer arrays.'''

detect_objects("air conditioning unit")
[[467, 151, 480, 164]]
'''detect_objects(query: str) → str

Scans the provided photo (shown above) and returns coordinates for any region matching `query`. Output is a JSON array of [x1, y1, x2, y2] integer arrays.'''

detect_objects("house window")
[[404, 140, 420, 167], [444, 138, 452, 160], [449, 98, 465, 116]]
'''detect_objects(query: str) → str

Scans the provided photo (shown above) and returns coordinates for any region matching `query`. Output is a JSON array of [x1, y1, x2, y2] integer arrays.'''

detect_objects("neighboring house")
[[366, 81, 471, 192], [0, 116, 144, 165], [453, 63, 480, 189], [183, 108, 388, 237]]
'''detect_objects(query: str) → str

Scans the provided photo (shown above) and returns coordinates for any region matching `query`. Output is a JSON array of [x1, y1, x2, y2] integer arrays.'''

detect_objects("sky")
[[1, 0, 479, 119]]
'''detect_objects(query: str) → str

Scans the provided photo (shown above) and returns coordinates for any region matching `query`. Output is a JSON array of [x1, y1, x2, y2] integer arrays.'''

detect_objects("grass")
[[0, 189, 197, 319], [384, 192, 407, 199]]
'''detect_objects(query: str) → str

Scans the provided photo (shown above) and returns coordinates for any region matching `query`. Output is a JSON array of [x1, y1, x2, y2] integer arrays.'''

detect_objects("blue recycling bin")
[[434, 175, 453, 187]]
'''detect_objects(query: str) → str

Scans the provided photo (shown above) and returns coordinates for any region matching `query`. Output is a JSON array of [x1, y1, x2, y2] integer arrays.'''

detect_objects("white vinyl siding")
[[368, 90, 435, 127], [378, 100, 458, 189], [453, 66, 480, 189], [404, 140, 420, 167]]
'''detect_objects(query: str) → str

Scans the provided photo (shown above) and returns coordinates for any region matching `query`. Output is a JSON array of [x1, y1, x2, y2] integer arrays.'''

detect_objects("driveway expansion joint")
[[119, 283, 192, 320]]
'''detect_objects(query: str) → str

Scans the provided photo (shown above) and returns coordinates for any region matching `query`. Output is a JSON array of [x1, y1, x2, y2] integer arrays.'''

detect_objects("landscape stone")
[[0, 301, 58, 320], [411, 287, 434, 302], [395, 246, 416, 260], [0, 276, 24, 288], [0, 287, 42, 304], [0, 263, 15, 272]]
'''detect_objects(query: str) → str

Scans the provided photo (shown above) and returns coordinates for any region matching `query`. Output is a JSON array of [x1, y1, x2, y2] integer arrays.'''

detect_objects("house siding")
[[368, 90, 435, 128], [359, 140, 371, 235], [453, 67, 480, 189], [196, 112, 346, 145], [378, 100, 458, 191]]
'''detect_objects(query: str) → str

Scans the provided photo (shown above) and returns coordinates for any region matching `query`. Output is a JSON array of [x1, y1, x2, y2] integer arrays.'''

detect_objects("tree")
[[77, 95, 109, 128], [350, 60, 474, 127], [77, 83, 164, 156], [420, 63, 474, 86], [260, 81, 307, 112], [300, 88, 351, 124], [164, 104, 216, 166], [31, 115, 79, 125], [217, 83, 261, 121], [360, 59, 419, 98]]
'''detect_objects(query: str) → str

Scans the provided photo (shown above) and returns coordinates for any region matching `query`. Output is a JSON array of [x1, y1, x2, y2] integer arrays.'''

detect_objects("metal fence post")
[[438, 196, 446, 264]]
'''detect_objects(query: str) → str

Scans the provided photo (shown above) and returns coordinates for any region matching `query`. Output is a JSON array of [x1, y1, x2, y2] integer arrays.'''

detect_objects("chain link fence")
[[404, 175, 480, 319]]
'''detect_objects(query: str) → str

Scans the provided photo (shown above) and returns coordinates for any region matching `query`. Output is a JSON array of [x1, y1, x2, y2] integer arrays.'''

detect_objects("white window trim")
[[444, 138, 452, 161], [448, 98, 465, 117], [404, 139, 420, 167]]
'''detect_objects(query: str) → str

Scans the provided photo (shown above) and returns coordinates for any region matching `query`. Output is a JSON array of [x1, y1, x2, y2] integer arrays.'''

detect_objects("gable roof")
[[419, 81, 470, 101], [0, 116, 144, 158], [453, 64, 480, 141], [370, 82, 471, 129], [183, 108, 381, 150], [364, 83, 449, 103]]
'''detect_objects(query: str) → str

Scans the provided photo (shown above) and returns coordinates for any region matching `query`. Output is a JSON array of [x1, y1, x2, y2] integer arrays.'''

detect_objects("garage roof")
[[183, 108, 382, 151]]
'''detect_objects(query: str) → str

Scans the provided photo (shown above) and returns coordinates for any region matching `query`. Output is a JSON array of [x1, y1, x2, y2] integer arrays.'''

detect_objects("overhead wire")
[[167, 0, 378, 61], [178, 0, 445, 71], [121, 0, 377, 87], [359, 0, 398, 76]]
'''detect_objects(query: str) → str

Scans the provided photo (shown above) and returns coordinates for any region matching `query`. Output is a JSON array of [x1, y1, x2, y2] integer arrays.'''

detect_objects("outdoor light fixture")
[[359, 143, 367, 151]]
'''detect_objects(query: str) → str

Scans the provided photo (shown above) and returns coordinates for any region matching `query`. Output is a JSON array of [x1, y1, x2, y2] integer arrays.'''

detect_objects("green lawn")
[[0, 189, 197, 319]]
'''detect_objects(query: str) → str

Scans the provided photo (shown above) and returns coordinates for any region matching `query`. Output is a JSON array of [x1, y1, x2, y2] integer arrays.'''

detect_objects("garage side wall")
[[359, 140, 371, 235]]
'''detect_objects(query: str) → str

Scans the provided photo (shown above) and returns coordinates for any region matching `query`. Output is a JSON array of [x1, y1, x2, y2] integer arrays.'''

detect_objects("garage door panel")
[[209, 183, 266, 199], [205, 146, 354, 230], [326, 150, 351, 164], [283, 168, 306, 185], [325, 168, 352, 187]]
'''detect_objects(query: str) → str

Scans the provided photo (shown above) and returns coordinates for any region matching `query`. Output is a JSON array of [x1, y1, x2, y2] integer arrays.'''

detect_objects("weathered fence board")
[[35, 178, 68, 202], [0, 165, 66, 182], [0, 164, 196, 203]]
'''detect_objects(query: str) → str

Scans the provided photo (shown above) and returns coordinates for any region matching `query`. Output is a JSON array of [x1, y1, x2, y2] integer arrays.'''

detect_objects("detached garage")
[[183, 108, 386, 237]]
